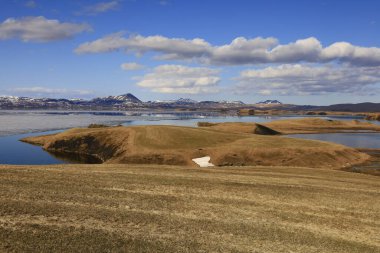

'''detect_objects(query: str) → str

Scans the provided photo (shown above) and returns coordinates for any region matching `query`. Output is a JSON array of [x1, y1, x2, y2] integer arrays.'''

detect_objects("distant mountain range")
[[91, 94, 142, 105], [314, 103, 380, 113], [0, 93, 245, 110], [0, 93, 379, 112], [257, 100, 282, 105]]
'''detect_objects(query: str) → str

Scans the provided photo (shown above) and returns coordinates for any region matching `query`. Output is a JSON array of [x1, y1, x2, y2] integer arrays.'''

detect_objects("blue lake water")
[[0, 110, 379, 165], [0, 130, 67, 165], [288, 133, 380, 149]]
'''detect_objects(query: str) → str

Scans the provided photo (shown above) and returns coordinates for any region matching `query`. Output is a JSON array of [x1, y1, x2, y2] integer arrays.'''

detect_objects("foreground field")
[[0, 164, 379, 252]]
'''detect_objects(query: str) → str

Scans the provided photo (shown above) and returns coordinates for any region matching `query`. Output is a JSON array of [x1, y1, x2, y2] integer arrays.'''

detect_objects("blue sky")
[[0, 0, 379, 105]]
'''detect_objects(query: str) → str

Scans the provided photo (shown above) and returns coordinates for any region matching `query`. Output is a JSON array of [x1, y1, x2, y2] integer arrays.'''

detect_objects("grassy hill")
[[264, 118, 380, 134], [199, 118, 380, 135], [22, 125, 369, 168]]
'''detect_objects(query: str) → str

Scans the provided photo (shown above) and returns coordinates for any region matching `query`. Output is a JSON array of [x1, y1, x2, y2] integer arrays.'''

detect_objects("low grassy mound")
[[87, 123, 111, 128], [265, 118, 380, 134], [200, 118, 380, 135], [198, 122, 280, 135], [22, 125, 369, 168], [197, 122, 217, 127], [365, 114, 380, 121], [238, 108, 255, 115], [198, 122, 255, 133]]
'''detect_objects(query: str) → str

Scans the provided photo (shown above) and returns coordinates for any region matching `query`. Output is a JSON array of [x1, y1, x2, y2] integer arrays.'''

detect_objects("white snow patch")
[[192, 156, 214, 167]]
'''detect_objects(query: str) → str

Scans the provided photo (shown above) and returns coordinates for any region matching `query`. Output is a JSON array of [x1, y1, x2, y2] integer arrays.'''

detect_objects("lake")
[[0, 110, 373, 137], [0, 110, 379, 165], [288, 133, 380, 149], [0, 130, 67, 165]]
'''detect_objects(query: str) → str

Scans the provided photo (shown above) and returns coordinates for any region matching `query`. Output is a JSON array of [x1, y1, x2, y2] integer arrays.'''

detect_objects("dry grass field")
[[0, 164, 379, 252]]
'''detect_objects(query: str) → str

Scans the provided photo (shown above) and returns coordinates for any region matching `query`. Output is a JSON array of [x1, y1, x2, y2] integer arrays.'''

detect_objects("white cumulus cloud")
[[320, 42, 380, 66], [136, 65, 221, 94], [75, 32, 211, 60], [236, 64, 380, 96], [75, 33, 380, 66], [0, 16, 91, 42]]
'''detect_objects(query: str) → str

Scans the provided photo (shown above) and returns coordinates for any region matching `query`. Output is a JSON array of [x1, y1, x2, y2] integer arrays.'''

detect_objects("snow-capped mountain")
[[91, 93, 142, 105], [0, 94, 143, 109], [175, 98, 198, 104], [149, 98, 198, 104], [257, 100, 282, 105], [150, 98, 244, 105], [1, 94, 379, 112], [0, 93, 245, 109], [0, 95, 74, 109], [0, 96, 35, 102], [218, 100, 245, 105]]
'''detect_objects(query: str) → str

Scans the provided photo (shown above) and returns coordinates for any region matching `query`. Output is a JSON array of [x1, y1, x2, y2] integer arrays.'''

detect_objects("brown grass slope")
[[0, 164, 379, 252], [198, 122, 281, 135], [199, 118, 380, 134], [22, 125, 368, 168], [365, 114, 380, 121], [265, 118, 380, 134]]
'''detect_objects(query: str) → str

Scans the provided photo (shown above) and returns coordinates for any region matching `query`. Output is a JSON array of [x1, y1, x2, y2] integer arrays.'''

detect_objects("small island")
[[22, 118, 378, 169]]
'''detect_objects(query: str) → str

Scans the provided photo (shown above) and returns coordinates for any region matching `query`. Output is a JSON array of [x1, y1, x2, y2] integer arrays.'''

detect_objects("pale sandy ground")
[[192, 156, 214, 167]]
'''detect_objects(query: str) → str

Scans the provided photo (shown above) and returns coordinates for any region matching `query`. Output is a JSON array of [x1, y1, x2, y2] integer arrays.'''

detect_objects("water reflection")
[[47, 150, 103, 164]]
